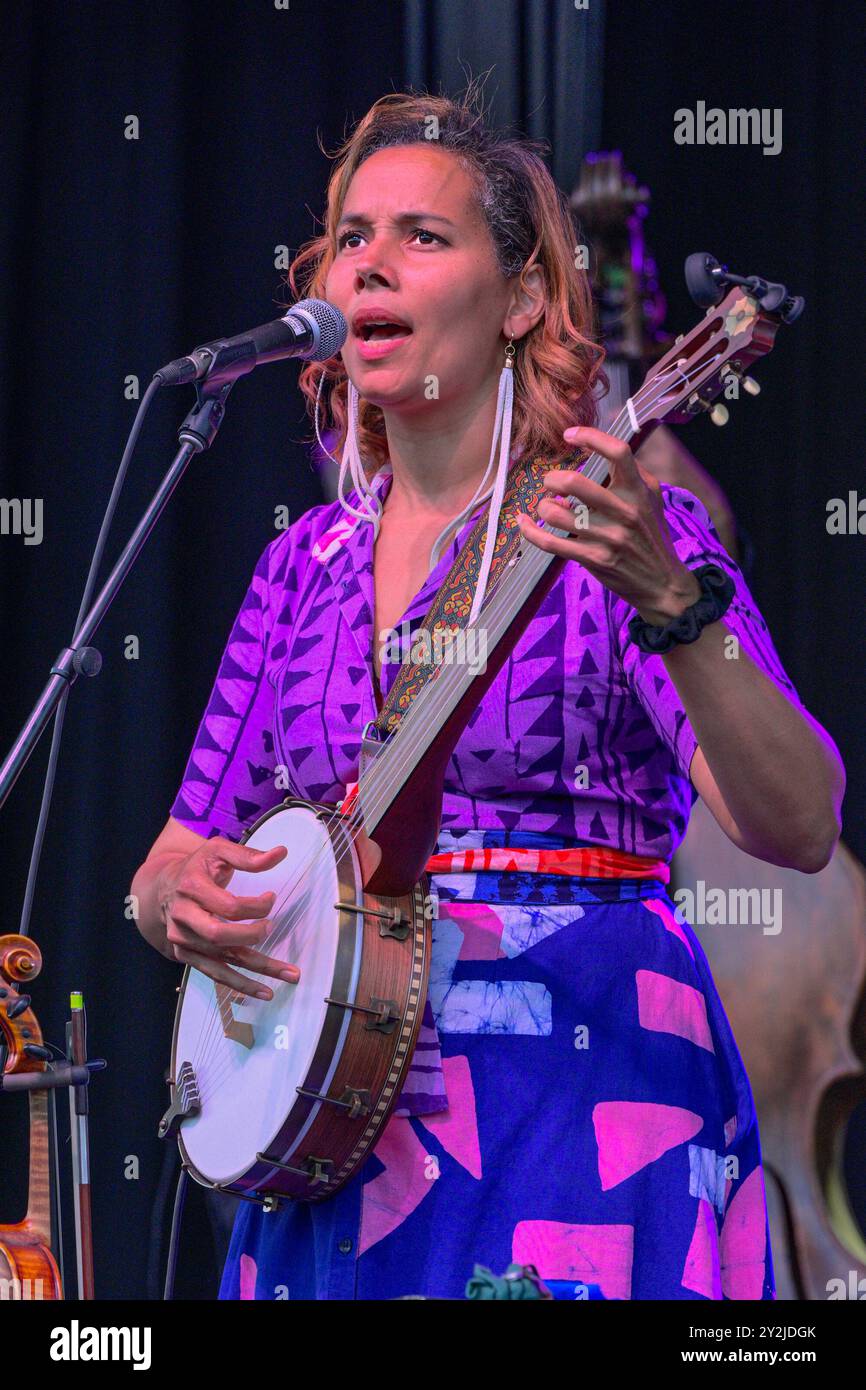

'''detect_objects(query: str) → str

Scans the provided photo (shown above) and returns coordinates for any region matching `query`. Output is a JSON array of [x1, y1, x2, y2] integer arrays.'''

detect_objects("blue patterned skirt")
[[217, 831, 775, 1300]]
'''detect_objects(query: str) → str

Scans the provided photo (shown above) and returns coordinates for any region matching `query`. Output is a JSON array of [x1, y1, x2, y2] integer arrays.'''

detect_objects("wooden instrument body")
[[166, 800, 432, 1203], [573, 151, 866, 1299], [0, 935, 63, 1299], [674, 799, 866, 1301]]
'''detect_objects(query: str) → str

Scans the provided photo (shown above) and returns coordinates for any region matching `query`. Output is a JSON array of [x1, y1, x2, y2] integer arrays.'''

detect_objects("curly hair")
[[287, 80, 605, 480]]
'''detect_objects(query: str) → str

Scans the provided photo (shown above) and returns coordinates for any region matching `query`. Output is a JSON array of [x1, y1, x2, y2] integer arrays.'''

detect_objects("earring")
[[427, 332, 518, 589], [319, 369, 386, 536], [464, 332, 517, 626]]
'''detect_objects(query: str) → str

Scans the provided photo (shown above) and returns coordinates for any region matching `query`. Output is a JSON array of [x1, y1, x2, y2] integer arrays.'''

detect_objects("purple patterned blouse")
[[169, 465, 804, 862]]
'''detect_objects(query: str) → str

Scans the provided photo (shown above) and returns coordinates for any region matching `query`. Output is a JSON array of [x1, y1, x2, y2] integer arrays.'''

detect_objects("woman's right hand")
[[155, 836, 299, 1000]]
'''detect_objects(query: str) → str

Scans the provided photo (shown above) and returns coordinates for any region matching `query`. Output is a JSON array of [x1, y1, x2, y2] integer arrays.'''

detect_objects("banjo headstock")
[[631, 253, 804, 432]]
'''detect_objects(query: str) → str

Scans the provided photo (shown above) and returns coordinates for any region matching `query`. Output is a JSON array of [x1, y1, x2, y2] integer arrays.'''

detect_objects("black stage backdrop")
[[0, 0, 862, 1301]]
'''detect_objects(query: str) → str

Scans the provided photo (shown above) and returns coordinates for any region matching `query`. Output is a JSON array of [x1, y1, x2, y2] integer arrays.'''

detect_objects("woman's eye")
[[337, 226, 445, 250], [410, 227, 444, 245]]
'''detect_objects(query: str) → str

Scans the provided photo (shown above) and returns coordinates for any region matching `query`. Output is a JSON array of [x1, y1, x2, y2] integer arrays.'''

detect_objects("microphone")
[[156, 298, 348, 386]]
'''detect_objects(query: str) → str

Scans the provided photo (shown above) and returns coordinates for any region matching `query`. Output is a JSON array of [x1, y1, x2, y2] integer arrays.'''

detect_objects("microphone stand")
[[0, 369, 235, 1296], [0, 375, 234, 808]]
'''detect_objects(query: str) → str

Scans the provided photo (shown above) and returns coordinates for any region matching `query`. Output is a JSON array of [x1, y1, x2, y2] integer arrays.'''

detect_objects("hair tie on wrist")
[[627, 564, 735, 654]]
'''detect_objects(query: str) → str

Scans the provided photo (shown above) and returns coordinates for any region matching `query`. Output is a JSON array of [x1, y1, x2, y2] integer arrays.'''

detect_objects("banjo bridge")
[[213, 982, 255, 1047]]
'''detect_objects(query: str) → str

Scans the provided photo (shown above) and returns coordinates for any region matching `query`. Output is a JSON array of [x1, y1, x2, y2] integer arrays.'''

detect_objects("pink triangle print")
[[593, 1101, 704, 1190]]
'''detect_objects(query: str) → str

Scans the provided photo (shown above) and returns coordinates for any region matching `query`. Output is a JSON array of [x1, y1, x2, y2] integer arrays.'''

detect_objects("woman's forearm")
[[131, 850, 187, 960], [646, 581, 845, 867], [525, 432, 845, 871]]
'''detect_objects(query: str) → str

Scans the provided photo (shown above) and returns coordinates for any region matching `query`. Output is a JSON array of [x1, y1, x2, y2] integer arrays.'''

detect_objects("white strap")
[[468, 363, 514, 628]]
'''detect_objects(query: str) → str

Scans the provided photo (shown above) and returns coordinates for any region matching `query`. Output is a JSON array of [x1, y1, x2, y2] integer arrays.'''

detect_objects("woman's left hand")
[[516, 425, 703, 626]]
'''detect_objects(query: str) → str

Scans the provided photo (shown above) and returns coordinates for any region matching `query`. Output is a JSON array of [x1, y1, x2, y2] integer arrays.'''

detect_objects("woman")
[[131, 89, 844, 1300]]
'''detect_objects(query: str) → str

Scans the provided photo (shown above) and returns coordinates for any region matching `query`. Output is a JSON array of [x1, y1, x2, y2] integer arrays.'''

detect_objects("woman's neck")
[[378, 379, 501, 520]]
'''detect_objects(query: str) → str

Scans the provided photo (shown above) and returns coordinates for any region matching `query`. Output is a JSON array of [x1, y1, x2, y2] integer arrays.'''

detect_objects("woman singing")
[[130, 89, 844, 1301]]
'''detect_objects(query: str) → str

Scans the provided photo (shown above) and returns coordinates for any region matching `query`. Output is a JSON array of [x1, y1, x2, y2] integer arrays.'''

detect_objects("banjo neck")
[[358, 437, 621, 824], [353, 425, 631, 901]]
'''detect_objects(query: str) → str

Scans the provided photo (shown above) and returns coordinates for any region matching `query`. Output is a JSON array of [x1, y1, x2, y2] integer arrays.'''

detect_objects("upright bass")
[[573, 150, 866, 1302]]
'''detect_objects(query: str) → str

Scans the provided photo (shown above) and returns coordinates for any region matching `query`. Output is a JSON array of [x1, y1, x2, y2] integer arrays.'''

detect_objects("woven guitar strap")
[[363, 454, 557, 756]]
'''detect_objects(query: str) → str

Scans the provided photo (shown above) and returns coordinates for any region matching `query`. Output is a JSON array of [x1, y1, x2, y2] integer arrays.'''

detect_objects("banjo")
[[159, 257, 803, 1207]]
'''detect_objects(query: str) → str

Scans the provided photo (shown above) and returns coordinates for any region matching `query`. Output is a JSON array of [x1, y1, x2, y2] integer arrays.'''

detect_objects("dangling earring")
[[427, 332, 517, 596], [317, 368, 386, 537], [464, 332, 516, 626], [314, 364, 338, 465]]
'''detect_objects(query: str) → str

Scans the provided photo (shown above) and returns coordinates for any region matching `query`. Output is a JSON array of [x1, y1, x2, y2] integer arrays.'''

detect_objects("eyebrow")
[[336, 210, 457, 231]]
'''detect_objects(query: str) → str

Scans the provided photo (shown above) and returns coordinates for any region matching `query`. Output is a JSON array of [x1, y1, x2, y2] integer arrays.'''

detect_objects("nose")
[[352, 239, 396, 292], [354, 262, 393, 292]]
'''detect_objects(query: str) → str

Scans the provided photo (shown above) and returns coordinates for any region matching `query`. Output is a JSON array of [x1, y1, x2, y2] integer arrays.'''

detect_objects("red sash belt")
[[424, 843, 670, 884], [339, 784, 670, 883]]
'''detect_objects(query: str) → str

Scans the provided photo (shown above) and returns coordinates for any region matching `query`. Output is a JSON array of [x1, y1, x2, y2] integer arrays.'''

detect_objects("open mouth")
[[358, 322, 413, 342]]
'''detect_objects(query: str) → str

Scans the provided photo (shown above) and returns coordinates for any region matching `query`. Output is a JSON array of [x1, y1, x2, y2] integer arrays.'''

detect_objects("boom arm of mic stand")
[[0, 377, 235, 811]]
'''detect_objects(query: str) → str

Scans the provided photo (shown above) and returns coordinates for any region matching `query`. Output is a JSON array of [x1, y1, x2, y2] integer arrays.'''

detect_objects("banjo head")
[[172, 802, 361, 1189]]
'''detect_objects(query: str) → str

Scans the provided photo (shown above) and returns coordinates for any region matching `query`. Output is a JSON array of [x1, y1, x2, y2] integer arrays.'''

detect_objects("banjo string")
[[188, 359, 703, 1088], [187, 428, 623, 1088]]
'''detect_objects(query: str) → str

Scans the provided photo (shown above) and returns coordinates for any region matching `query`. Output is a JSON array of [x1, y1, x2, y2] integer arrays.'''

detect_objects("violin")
[[0, 934, 63, 1300]]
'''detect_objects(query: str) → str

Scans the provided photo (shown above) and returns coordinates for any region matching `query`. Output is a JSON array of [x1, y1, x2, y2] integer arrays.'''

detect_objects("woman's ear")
[[505, 263, 546, 342]]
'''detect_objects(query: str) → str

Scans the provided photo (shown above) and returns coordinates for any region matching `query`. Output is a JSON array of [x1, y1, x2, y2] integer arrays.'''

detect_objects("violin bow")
[[67, 990, 95, 1299]]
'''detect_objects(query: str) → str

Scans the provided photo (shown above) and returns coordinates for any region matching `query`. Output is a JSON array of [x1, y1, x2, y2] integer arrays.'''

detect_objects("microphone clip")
[[177, 375, 237, 452]]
